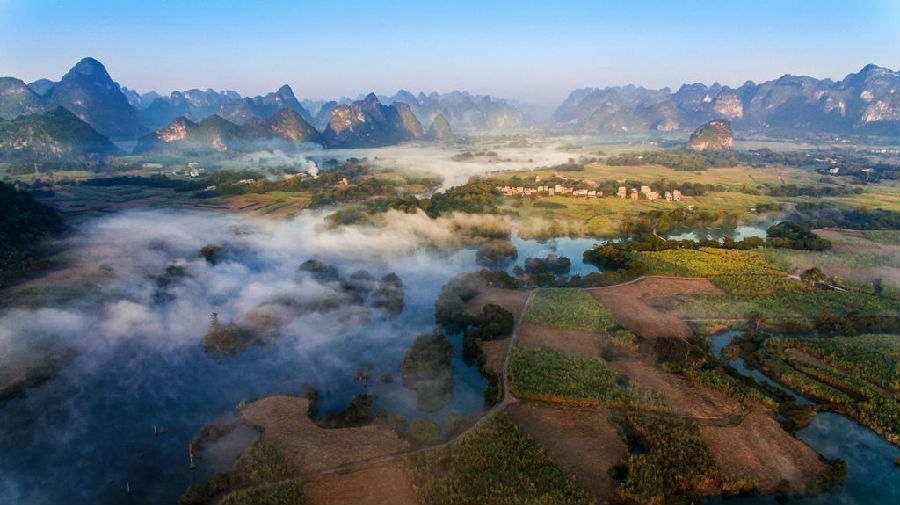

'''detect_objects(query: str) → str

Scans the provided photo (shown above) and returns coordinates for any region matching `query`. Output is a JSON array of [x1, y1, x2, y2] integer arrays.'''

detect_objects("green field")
[[406, 412, 593, 505], [524, 288, 621, 331], [509, 347, 669, 409]]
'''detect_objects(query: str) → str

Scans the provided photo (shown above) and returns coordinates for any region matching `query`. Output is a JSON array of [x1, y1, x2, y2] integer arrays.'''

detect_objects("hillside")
[[0, 106, 117, 162], [555, 64, 900, 136], [323, 93, 424, 148]]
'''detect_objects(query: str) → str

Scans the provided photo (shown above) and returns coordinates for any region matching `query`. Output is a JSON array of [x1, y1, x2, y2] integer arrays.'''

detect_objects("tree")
[[200, 244, 221, 264], [800, 267, 826, 286], [748, 311, 765, 331]]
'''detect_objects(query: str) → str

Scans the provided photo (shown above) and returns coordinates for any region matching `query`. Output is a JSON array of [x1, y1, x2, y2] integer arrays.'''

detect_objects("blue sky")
[[0, 0, 897, 105]]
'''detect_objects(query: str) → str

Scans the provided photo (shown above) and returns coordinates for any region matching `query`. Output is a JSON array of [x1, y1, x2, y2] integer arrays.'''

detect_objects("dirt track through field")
[[588, 276, 724, 339]]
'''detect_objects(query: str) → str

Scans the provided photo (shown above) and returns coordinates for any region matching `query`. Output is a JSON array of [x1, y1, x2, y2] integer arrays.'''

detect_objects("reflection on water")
[[708, 330, 811, 405]]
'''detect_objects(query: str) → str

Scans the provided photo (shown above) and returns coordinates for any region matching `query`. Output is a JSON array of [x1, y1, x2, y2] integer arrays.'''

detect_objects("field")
[[607, 357, 742, 420], [301, 461, 417, 505], [589, 276, 726, 338], [505, 402, 627, 502], [699, 408, 829, 494], [487, 154, 900, 237], [405, 412, 593, 505], [636, 248, 899, 325], [754, 334, 900, 444], [524, 288, 625, 333]]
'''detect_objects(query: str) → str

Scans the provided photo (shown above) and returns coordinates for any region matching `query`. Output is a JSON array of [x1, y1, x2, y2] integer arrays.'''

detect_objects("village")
[[496, 175, 682, 202]]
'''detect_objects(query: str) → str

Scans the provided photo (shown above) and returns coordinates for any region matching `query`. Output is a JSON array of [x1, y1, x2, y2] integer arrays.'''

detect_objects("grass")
[[859, 230, 900, 245], [639, 248, 786, 278], [639, 247, 899, 323], [509, 347, 670, 410], [760, 248, 900, 271], [218, 479, 303, 505], [524, 288, 621, 332], [405, 412, 593, 505], [230, 436, 295, 487], [509, 347, 617, 404], [615, 411, 735, 504]]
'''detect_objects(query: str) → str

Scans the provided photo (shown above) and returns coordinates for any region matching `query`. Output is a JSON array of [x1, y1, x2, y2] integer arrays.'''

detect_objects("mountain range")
[[0, 57, 896, 158], [555, 64, 899, 136]]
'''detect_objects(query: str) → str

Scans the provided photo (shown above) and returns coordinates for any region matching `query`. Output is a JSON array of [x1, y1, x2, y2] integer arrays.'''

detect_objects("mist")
[[0, 208, 499, 504], [221, 139, 596, 188]]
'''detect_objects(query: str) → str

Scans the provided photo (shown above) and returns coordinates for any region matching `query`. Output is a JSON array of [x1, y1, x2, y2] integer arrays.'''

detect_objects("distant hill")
[[0, 77, 47, 120], [377, 90, 525, 131], [45, 57, 146, 140], [555, 64, 900, 137], [0, 106, 117, 162], [427, 113, 453, 140], [323, 93, 424, 148], [27, 79, 55, 97], [136, 84, 313, 130], [686, 119, 733, 151], [136, 107, 322, 154]]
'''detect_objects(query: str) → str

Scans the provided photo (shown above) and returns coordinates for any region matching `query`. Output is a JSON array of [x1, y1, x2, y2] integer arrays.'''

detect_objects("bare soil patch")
[[588, 277, 724, 339], [239, 395, 409, 474], [517, 323, 605, 358], [479, 337, 510, 375], [608, 358, 742, 419], [302, 460, 417, 505], [506, 402, 626, 502], [701, 408, 828, 493], [466, 287, 530, 318]]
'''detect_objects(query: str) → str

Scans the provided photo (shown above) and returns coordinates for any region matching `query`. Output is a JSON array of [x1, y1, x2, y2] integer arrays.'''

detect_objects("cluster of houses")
[[496, 184, 601, 199], [497, 180, 686, 202], [616, 185, 682, 202]]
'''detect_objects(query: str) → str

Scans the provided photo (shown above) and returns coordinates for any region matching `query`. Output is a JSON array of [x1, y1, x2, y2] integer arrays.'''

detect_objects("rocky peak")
[[48, 57, 145, 139], [70, 57, 110, 80], [275, 84, 295, 98], [686, 119, 733, 151], [427, 113, 452, 140]]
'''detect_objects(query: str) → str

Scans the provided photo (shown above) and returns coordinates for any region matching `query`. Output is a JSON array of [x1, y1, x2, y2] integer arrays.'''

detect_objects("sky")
[[0, 0, 897, 106]]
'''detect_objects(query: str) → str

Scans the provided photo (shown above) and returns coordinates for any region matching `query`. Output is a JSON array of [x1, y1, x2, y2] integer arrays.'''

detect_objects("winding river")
[[705, 331, 899, 505]]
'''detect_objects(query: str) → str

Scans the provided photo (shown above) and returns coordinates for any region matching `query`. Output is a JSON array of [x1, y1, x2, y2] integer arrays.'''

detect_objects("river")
[[705, 331, 900, 505]]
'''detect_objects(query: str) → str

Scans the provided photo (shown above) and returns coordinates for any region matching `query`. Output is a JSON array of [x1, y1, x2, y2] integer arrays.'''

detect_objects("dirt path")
[[587, 276, 724, 339], [506, 402, 626, 502], [608, 357, 744, 420], [701, 407, 829, 493]]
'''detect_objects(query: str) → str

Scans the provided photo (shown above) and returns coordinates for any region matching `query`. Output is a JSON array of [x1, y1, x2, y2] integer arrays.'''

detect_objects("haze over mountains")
[[556, 64, 900, 137], [0, 57, 897, 161]]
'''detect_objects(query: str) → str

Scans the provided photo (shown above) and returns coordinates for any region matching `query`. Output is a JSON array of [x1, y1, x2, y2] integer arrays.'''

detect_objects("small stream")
[[705, 331, 900, 505]]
